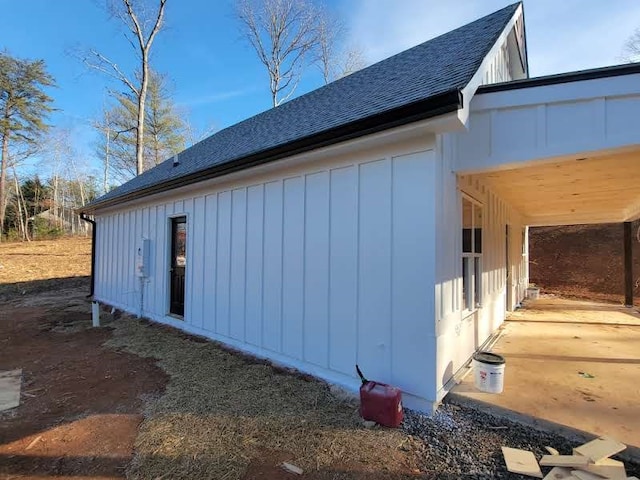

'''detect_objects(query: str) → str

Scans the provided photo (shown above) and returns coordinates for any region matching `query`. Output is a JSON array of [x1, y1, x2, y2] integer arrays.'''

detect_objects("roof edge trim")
[[477, 62, 640, 93]]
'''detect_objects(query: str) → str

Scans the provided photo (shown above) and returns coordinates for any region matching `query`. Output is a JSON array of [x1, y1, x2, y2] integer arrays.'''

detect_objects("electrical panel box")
[[136, 238, 151, 278]]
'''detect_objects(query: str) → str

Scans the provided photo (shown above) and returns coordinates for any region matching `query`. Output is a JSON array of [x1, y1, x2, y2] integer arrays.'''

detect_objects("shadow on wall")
[[442, 360, 454, 389]]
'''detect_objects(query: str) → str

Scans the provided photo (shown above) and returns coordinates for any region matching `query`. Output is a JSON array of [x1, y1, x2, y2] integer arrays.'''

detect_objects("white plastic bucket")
[[472, 351, 506, 394], [526, 287, 540, 300]]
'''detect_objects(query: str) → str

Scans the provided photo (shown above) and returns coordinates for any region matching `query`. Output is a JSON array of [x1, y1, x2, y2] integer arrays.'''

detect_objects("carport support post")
[[624, 222, 633, 307]]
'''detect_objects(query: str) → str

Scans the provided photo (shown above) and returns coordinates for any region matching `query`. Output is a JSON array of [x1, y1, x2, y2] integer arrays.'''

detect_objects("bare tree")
[[184, 120, 217, 147], [43, 129, 73, 230], [314, 8, 367, 84], [337, 45, 367, 79], [236, 0, 318, 107], [11, 164, 30, 241], [92, 105, 112, 194], [622, 28, 640, 62], [81, 0, 167, 175], [314, 7, 344, 84]]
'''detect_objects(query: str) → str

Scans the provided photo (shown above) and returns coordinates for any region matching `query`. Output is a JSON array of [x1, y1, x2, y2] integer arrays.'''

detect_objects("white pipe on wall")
[[91, 301, 100, 327]]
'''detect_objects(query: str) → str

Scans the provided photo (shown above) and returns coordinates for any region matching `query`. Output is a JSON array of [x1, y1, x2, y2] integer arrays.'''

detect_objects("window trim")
[[461, 194, 483, 315]]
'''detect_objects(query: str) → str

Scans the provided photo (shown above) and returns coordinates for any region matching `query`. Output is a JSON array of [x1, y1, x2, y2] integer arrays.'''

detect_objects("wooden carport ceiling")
[[471, 151, 640, 226]]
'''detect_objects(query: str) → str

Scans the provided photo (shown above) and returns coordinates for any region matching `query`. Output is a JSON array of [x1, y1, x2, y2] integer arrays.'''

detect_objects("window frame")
[[461, 194, 483, 314]]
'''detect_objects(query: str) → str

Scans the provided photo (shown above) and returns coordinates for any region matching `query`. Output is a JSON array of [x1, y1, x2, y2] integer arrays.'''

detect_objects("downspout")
[[79, 212, 96, 298]]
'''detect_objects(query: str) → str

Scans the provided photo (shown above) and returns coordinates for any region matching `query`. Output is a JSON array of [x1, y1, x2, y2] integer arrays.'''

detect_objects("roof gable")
[[86, 2, 521, 211]]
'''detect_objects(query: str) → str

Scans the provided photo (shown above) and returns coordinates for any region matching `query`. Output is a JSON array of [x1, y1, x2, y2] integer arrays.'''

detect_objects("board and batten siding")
[[94, 144, 439, 409], [433, 133, 527, 401], [455, 72, 640, 175]]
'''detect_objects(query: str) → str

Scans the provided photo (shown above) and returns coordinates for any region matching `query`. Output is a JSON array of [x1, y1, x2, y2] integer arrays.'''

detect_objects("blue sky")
[[2, 0, 639, 178]]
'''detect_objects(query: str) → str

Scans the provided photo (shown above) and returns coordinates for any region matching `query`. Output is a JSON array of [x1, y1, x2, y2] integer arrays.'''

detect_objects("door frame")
[[167, 212, 189, 318]]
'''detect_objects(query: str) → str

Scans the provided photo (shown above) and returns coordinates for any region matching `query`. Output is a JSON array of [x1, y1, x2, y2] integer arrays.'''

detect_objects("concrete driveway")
[[450, 297, 640, 448]]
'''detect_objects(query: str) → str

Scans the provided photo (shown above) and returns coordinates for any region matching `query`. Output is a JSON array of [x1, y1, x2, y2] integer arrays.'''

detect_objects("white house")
[[81, 2, 640, 412]]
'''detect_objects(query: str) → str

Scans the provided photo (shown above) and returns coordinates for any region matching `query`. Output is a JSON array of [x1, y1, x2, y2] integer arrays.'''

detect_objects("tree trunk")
[[0, 129, 8, 242], [14, 176, 24, 240], [104, 111, 110, 194], [12, 169, 30, 242], [52, 173, 59, 230], [136, 53, 149, 175]]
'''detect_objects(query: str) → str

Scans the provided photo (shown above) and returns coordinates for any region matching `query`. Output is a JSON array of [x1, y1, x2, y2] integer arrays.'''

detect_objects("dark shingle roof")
[[86, 2, 519, 211]]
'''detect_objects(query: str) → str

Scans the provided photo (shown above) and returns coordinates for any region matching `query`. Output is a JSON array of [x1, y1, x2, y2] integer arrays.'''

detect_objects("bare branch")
[[312, 7, 366, 84], [112, 126, 137, 140], [622, 28, 640, 63], [236, 0, 318, 107], [82, 48, 139, 96], [143, 0, 167, 52], [123, 0, 146, 54], [338, 45, 367, 79]]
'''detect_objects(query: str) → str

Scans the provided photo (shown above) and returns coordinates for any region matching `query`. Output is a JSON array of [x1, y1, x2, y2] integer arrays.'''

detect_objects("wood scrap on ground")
[[572, 469, 608, 480], [540, 455, 589, 467], [503, 435, 631, 480], [281, 462, 303, 475], [573, 436, 626, 463], [0, 369, 22, 412], [574, 457, 626, 479], [25, 435, 42, 451], [542, 467, 579, 480], [502, 446, 543, 478]]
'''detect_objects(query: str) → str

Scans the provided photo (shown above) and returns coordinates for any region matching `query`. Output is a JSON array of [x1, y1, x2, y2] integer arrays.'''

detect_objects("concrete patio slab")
[[449, 298, 640, 449]]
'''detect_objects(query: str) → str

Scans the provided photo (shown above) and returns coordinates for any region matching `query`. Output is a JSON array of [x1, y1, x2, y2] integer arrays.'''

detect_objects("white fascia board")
[[458, 4, 524, 126], [472, 72, 640, 112]]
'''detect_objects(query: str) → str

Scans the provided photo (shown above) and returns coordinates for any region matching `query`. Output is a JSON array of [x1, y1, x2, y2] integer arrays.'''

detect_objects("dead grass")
[[0, 237, 91, 299], [105, 317, 425, 479]]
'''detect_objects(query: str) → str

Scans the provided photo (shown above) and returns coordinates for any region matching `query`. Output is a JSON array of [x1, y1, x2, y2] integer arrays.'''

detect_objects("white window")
[[462, 196, 483, 311]]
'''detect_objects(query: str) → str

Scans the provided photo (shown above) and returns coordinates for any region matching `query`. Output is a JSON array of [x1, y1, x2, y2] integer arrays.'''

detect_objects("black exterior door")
[[170, 216, 187, 316]]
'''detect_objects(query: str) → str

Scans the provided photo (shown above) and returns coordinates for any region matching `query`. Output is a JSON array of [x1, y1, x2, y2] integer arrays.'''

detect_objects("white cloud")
[[346, 0, 640, 77]]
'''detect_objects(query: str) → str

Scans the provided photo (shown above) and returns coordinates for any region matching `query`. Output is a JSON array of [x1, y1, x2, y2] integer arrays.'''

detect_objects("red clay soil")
[[529, 222, 640, 306], [0, 302, 168, 480]]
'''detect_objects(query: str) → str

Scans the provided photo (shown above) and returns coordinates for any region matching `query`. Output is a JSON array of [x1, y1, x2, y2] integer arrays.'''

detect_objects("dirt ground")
[[0, 287, 169, 479], [529, 223, 640, 306], [0, 237, 91, 301]]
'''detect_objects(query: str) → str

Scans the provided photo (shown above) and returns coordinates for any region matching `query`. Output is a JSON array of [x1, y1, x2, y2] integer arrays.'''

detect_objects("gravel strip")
[[401, 403, 639, 479]]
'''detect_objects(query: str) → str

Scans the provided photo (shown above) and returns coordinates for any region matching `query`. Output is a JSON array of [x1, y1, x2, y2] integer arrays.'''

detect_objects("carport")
[[447, 64, 640, 447], [455, 63, 640, 305], [450, 297, 640, 448]]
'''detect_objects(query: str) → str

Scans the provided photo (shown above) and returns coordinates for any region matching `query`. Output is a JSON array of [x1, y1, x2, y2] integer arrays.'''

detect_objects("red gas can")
[[356, 366, 403, 428]]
